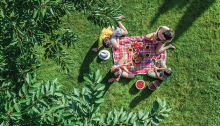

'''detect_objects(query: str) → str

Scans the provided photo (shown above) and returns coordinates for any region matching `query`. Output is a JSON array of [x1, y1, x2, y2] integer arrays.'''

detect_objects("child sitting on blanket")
[[147, 58, 172, 80], [108, 55, 135, 83], [92, 15, 128, 52], [144, 26, 176, 54]]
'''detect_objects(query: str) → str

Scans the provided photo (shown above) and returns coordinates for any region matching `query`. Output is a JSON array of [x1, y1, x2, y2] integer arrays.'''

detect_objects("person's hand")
[[92, 48, 98, 52], [153, 65, 157, 71]]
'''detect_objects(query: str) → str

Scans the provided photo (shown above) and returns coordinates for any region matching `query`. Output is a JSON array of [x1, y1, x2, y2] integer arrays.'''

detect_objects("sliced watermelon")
[[136, 80, 145, 89]]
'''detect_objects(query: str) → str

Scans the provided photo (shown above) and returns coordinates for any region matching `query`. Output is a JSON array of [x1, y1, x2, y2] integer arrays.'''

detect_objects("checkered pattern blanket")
[[112, 36, 167, 75]]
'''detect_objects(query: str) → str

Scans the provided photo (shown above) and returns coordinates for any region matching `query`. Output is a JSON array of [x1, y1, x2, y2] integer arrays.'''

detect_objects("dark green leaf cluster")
[[0, 70, 171, 125]]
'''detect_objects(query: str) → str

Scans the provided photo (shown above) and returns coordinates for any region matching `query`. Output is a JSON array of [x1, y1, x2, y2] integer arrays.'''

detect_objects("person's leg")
[[122, 71, 135, 78], [118, 55, 128, 65], [117, 22, 128, 35], [116, 15, 128, 35], [155, 42, 176, 54]]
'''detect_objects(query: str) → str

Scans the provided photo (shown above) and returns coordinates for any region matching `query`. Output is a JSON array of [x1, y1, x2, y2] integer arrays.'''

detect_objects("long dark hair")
[[164, 69, 172, 77], [111, 68, 120, 79], [162, 29, 175, 40]]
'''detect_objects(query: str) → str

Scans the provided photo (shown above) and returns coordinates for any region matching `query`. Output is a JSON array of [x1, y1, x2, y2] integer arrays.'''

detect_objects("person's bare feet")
[[116, 15, 125, 19], [169, 44, 176, 49], [92, 48, 98, 52]]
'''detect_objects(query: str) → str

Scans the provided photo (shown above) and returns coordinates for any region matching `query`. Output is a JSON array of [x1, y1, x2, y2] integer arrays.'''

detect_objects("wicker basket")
[[148, 80, 160, 90]]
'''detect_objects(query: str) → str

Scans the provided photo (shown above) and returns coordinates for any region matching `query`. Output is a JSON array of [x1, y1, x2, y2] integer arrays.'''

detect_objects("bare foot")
[[169, 44, 176, 49], [116, 15, 125, 19], [92, 48, 98, 52]]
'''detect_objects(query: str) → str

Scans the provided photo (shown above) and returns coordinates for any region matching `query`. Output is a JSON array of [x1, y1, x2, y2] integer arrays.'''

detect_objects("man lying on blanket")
[[92, 15, 128, 52]]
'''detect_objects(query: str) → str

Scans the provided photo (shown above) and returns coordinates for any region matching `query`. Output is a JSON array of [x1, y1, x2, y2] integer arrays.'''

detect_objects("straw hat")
[[98, 50, 110, 60]]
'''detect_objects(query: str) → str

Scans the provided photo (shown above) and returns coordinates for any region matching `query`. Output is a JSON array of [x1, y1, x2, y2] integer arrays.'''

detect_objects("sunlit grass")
[[36, 0, 220, 125]]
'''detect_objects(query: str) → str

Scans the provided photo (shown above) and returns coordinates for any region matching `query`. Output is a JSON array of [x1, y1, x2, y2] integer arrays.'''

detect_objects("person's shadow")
[[129, 77, 163, 108]]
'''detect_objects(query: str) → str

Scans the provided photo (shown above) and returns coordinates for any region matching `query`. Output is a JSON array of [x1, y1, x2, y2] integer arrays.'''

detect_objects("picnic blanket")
[[112, 36, 167, 75]]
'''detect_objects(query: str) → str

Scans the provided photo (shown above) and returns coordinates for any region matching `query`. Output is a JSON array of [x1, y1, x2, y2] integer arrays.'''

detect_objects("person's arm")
[[153, 66, 165, 80], [154, 71, 164, 80], [156, 67, 169, 71], [122, 66, 132, 74], [155, 26, 163, 33], [112, 37, 120, 49]]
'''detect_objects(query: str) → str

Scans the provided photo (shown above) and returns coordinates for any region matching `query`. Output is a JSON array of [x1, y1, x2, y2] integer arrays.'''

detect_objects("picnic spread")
[[112, 36, 167, 75]]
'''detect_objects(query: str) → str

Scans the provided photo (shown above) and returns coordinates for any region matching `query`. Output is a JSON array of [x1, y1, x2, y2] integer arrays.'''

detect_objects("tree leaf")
[[162, 99, 166, 108], [25, 73, 31, 84], [137, 110, 144, 119], [33, 106, 40, 113], [29, 87, 38, 93], [142, 110, 149, 120], [74, 88, 80, 97], [6, 90, 12, 98], [95, 69, 101, 81], [156, 115, 165, 121], [37, 88, 41, 99], [22, 84, 27, 94], [33, 10, 38, 18], [92, 116, 100, 121], [83, 74, 93, 84], [151, 117, 159, 125], [161, 112, 169, 117], [153, 101, 159, 112], [41, 85, 46, 95], [14, 103, 21, 112], [165, 107, 172, 112], [97, 74, 102, 83], [51, 83, 56, 96], [11, 112, 22, 116], [52, 78, 58, 84], [32, 83, 41, 87], [125, 112, 133, 124], [95, 84, 105, 91], [113, 113, 118, 124], [94, 91, 104, 98], [130, 113, 137, 123], [17, 27, 24, 35], [50, 7, 54, 16], [156, 97, 163, 107], [45, 80, 50, 91], [42, 8, 46, 17], [94, 98, 104, 103]]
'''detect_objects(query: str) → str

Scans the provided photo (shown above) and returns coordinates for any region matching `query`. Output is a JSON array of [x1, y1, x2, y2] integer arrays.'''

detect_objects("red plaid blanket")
[[112, 36, 167, 75]]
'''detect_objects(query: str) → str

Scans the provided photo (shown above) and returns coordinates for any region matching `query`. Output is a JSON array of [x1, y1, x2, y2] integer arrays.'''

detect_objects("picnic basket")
[[148, 80, 160, 90]]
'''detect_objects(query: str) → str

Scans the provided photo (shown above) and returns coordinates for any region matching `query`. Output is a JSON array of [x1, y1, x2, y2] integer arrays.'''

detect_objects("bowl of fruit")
[[136, 80, 145, 90]]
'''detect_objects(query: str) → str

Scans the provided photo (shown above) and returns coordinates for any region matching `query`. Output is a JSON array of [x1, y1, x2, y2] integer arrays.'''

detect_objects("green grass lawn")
[[36, 0, 220, 125]]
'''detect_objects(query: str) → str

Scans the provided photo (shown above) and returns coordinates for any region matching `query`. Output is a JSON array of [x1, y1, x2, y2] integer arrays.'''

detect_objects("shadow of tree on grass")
[[129, 78, 163, 108], [77, 39, 99, 83], [149, 0, 216, 41]]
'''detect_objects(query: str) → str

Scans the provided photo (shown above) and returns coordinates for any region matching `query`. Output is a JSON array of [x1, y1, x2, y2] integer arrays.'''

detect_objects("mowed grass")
[[36, 0, 220, 125]]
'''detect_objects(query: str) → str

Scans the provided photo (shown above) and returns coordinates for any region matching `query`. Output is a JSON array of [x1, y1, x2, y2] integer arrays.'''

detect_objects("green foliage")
[[0, 71, 171, 125]]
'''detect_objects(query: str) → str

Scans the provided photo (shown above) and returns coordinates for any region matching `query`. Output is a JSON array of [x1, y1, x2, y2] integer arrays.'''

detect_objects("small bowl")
[[136, 80, 145, 90]]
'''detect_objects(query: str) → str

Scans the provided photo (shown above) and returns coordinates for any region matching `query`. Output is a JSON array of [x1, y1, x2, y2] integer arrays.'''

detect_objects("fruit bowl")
[[136, 80, 145, 90]]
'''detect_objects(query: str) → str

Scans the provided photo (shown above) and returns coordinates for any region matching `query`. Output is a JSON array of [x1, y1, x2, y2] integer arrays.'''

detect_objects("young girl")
[[144, 26, 176, 54], [92, 16, 128, 52], [108, 55, 135, 83], [147, 58, 172, 80]]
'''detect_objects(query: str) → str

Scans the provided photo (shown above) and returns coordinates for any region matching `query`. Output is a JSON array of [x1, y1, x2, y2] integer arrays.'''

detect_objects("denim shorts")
[[114, 62, 123, 77]]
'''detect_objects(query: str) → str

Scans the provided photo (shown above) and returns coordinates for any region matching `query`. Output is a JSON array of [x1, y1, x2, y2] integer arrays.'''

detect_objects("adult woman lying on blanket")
[[92, 16, 128, 52], [147, 58, 172, 80], [144, 26, 176, 54], [108, 55, 135, 83]]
